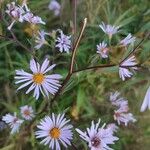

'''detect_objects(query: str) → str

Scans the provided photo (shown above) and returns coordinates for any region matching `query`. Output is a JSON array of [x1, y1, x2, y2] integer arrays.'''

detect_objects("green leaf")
[[0, 41, 14, 49]]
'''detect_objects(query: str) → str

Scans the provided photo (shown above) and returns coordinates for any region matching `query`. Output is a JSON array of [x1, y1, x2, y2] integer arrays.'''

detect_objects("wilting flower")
[[110, 91, 128, 109], [23, 12, 45, 25], [119, 55, 137, 81], [55, 31, 71, 53], [76, 119, 118, 150], [15, 58, 62, 100], [140, 86, 150, 112], [5, 2, 25, 30], [35, 30, 49, 49], [35, 113, 73, 150], [20, 105, 35, 120], [99, 22, 119, 38], [120, 34, 136, 46], [2, 113, 23, 134], [49, 0, 61, 16], [114, 108, 136, 126], [96, 42, 109, 58]]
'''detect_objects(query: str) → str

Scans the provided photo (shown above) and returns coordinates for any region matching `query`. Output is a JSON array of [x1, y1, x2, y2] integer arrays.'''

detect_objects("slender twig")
[[72, 64, 116, 73], [70, 18, 87, 74], [49, 18, 87, 107], [119, 32, 150, 64]]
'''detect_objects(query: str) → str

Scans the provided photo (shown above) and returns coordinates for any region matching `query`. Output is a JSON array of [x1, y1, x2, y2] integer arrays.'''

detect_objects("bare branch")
[[70, 18, 87, 74]]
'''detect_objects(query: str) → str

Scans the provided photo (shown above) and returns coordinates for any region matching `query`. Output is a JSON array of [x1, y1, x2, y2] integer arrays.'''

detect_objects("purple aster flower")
[[55, 31, 71, 53], [35, 113, 73, 150], [76, 119, 119, 150], [15, 58, 62, 100]]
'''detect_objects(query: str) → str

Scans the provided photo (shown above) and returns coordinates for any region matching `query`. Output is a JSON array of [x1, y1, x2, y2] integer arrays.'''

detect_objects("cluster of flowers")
[[6, 1, 45, 30], [34, 29, 71, 52], [97, 22, 136, 58], [2, 111, 119, 150], [2, 105, 34, 134], [97, 22, 137, 81], [110, 91, 136, 126], [6, 0, 71, 53]]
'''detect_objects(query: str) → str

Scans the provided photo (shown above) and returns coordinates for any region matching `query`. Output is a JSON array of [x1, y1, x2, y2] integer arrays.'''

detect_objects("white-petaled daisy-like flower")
[[15, 58, 62, 100], [114, 108, 136, 126], [5, 2, 25, 30], [23, 12, 45, 25], [76, 119, 119, 150], [99, 22, 120, 38], [110, 91, 128, 109], [20, 105, 35, 120], [34, 30, 49, 49], [140, 86, 150, 112], [96, 42, 109, 58], [49, 0, 61, 16], [120, 34, 136, 46], [2, 113, 23, 134], [55, 31, 71, 53], [119, 55, 138, 81], [35, 113, 73, 150]]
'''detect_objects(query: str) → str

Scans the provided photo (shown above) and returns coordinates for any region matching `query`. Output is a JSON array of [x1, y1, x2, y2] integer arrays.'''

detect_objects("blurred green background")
[[0, 0, 150, 149]]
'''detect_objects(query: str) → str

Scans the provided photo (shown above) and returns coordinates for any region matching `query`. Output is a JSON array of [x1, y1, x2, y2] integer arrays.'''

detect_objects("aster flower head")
[[49, 0, 61, 16], [20, 105, 35, 120], [76, 119, 119, 150], [140, 86, 150, 112], [34, 30, 49, 49], [15, 58, 62, 100], [2, 113, 23, 134], [110, 91, 128, 109], [23, 12, 45, 25], [6, 2, 25, 30], [96, 42, 109, 58], [35, 113, 73, 150], [99, 22, 120, 39], [120, 34, 136, 46], [55, 31, 71, 53], [114, 108, 136, 126], [119, 55, 138, 81]]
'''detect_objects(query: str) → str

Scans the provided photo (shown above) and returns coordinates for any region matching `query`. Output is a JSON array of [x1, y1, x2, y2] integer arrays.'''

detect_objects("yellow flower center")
[[49, 127, 60, 139], [33, 73, 44, 84]]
